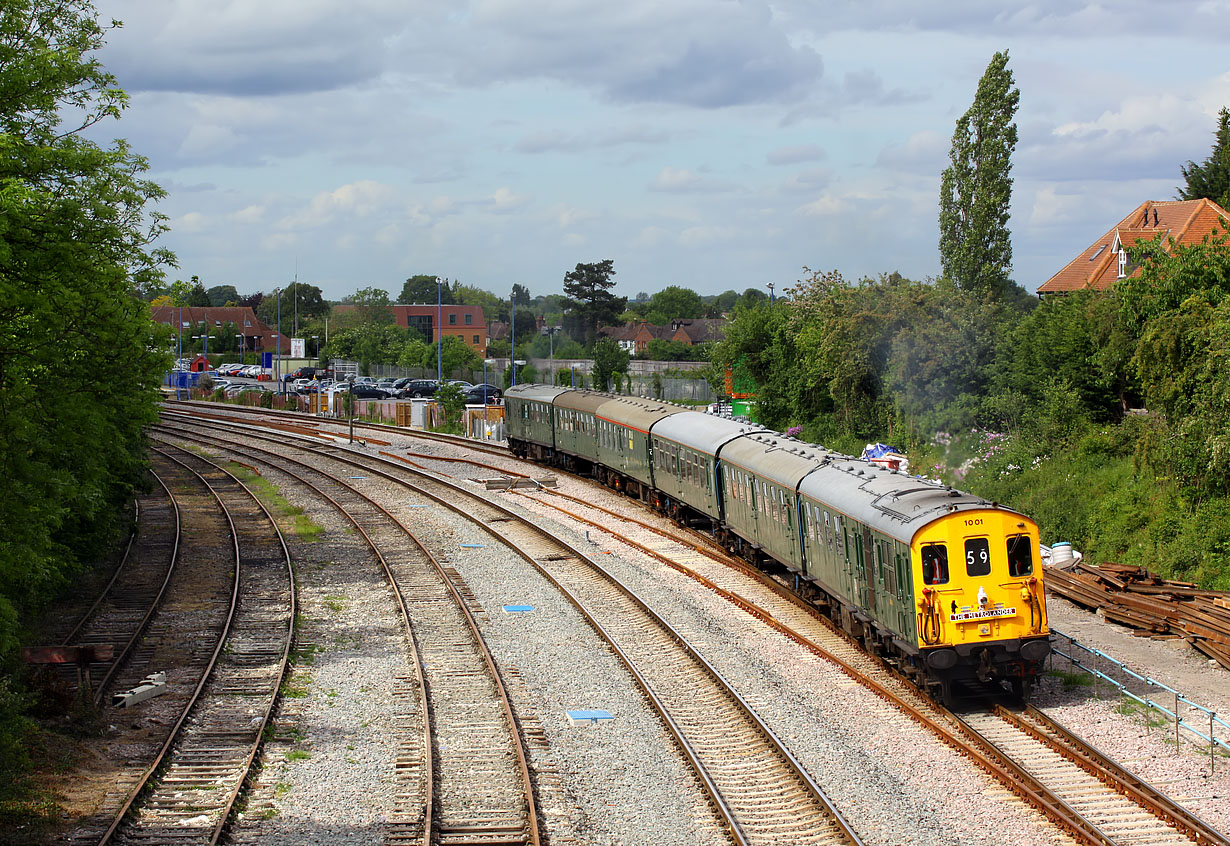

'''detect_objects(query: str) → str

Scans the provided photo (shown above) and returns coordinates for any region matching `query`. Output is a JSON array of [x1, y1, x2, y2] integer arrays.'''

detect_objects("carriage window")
[[1006, 534, 1033, 577], [965, 537, 991, 577], [921, 543, 949, 585]]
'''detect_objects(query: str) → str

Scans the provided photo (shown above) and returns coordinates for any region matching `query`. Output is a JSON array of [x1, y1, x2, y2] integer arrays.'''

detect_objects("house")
[[1037, 198, 1230, 296], [152, 306, 286, 354], [598, 318, 726, 354]]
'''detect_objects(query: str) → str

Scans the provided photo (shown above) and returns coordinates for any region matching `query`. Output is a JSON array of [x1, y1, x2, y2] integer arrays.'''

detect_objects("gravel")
[[183, 409, 1229, 845]]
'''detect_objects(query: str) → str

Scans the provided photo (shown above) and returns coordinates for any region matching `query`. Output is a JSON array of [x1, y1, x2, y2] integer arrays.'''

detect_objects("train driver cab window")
[[965, 537, 991, 577], [1006, 534, 1033, 577], [921, 543, 949, 585]]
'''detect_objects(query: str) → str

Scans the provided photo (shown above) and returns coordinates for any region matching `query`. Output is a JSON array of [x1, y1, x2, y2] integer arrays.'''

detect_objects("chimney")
[[1153, 208, 1158, 226]]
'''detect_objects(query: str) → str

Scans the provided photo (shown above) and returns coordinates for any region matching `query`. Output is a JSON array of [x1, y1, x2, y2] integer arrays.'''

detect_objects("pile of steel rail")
[[1044, 562, 1230, 670]]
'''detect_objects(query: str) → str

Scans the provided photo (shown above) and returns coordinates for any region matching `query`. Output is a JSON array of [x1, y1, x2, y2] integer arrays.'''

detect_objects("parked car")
[[463, 385, 503, 404], [241, 364, 263, 378], [400, 379, 440, 398], [330, 383, 390, 400]]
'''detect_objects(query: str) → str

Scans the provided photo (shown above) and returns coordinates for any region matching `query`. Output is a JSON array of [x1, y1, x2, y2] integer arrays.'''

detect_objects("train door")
[[851, 527, 868, 613]]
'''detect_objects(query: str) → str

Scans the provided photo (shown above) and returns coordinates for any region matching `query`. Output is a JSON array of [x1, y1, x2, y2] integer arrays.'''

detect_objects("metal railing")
[[1050, 627, 1229, 769]]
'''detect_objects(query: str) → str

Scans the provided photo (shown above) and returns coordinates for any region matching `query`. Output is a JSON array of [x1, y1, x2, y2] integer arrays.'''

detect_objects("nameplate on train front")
[[950, 607, 1016, 622]]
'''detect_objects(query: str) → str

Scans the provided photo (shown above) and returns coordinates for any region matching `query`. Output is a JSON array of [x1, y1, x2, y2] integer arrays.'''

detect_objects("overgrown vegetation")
[[0, 0, 172, 809]]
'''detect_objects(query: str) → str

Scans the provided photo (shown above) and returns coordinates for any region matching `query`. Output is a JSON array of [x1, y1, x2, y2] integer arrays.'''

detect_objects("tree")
[[206, 284, 239, 306], [284, 281, 328, 324], [939, 50, 1020, 297], [428, 334, 482, 378], [562, 260, 626, 343], [0, 0, 171, 747], [1179, 107, 1230, 209], [399, 274, 453, 305], [590, 337, 630, 391], [645, 285, 705, 324], [346, 286, 395, 325], [511, 282, 532, 305]]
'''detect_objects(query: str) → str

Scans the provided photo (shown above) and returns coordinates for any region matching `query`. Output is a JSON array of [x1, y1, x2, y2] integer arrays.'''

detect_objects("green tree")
[[645, 285, 705, 324], [1179, 107, 1230, 209], [206, 284, 239, 306], [433, 382, 467, 432], [939, 50, 1020, 297], [590, 336, 630, 391], [428, 334, 482, 378], [0, 0, 171, 766], [284, 281, 328, 324], [399, 274, 453, 305], [346, 286, 395, 324], [562, 260, 626, 343]]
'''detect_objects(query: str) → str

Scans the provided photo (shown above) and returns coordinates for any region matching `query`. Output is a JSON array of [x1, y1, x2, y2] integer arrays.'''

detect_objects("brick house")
[[1037, 198, 1230, 296], [152, 306, 286, 354]]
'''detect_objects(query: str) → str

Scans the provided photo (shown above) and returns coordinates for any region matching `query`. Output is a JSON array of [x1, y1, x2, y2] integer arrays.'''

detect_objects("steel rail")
[[156, 412, 865, 846], [1012, 705, 1230, 846], [97, 445, 243, 846], [153, 422, 540, 846], [61, 492, 145, 647], [80, 467, 182, 707]]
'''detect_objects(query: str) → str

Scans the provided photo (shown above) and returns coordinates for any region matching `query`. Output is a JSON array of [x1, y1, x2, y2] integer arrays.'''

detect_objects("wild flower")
[[786, 426, 802, 438]]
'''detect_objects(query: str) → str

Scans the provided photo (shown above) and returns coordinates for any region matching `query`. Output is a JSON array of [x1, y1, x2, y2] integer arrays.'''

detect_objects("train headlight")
[[977, 586, 989, 607]]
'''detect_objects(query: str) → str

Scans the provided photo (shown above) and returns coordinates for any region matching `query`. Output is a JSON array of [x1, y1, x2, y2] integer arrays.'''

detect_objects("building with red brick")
[[1037, 198, 1230, 296], [152, 306, 287, 354]]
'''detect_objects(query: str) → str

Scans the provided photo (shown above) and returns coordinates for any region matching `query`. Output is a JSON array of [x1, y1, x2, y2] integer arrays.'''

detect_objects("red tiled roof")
[[1037, 199, 1230, 294]]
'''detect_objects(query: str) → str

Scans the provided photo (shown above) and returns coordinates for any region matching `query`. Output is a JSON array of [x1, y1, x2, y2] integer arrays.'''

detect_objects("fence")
[[1050, 627, 1229, 769]]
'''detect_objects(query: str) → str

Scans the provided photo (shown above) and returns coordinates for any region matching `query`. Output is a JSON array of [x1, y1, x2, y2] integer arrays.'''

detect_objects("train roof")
[[555, 389, 614, 414], [719, 432, 839, 490], [503, 383, 572, 403], [594, 395, 686, 433], [797, 459, 1017, 544], [648, 410, 766, 452]]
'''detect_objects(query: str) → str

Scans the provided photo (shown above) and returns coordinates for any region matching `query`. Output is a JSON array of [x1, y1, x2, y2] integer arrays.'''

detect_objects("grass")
[[1047, 668, 1094, 689], [1115, 697, 1171, 728], [274, 781, 292, 797], [284, 749, 311, 763], [323, 595, 346, 613], [280, 675, 312, 699], [291, 643, 323, 666], [226, 463, 325, 541]]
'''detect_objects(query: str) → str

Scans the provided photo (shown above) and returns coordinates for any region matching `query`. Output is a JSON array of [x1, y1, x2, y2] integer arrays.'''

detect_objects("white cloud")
[[491, 187, 532, 213], [650, 167, 735, 194], [767, 144, 826, 165], [176, 212, 208, 232], [277, 180, 395, 230]]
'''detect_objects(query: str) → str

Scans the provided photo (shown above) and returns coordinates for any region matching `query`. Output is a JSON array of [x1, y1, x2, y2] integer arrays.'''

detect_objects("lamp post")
[[483, 358, 495, 438], [274, 287, 283, 392], [571, 364, 576, 388], [435, 276, 443, 384], [546, 325, 559, 386], [310, 335, 320, 362], [513, 359, 526, 387], [766, 282, 775, 304], [509, 289, 516, 385], [346, 374, 355, 444], [236, 334, 245, 366]]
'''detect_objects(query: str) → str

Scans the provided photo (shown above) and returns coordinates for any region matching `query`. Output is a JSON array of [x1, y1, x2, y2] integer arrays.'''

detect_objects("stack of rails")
[[1044, 562, 1230, 669]]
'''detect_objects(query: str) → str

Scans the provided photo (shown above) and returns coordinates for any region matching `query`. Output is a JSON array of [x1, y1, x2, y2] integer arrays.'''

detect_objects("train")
[[503, 384, 1051, 704]]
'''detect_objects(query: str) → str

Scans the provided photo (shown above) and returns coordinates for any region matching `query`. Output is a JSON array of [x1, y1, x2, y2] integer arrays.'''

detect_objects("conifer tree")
[[1178, 107, 1230, 210], [938, 51, 1020, 297]]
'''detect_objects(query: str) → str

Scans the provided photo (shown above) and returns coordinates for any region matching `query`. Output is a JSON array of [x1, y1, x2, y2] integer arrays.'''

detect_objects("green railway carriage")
[[717, 435, 826, 574], [551, 389, 611, 472], [590, 396, 684, 500], [648, 411, 761, 525], [504, 384, 571, 461]]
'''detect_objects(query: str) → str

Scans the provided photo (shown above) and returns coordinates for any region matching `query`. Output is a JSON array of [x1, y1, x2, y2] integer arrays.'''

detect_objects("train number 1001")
[[964, 518, 984, 527]]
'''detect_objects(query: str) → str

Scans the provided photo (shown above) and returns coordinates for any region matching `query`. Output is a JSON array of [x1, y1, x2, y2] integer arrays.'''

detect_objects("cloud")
[[767, 144, 826, 165], [277, 180, 396, 230], [491, 186, 532, 213], [433, 0, 824, 107], [650, 167, 736, 194], [515, 125, 670, 154], [98, 0, 416, 95], [780, 168, 833, 193]]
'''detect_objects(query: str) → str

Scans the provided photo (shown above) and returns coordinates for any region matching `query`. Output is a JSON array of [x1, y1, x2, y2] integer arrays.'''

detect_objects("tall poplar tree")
[[938, 51, 1020, 297]]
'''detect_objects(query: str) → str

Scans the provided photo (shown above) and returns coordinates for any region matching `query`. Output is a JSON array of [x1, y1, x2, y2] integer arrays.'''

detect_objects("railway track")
[[504, 489, 1230, 846], [57, 463, 180, 706], [156, 402, 1230, 846], [152, 422, 540, 846], [71, 444, 295, 846], [155, 410, 865, 845]]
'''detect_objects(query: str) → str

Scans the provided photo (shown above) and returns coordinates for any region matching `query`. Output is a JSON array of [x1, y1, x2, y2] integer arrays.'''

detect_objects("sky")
[[89, 0, 1230, 302]]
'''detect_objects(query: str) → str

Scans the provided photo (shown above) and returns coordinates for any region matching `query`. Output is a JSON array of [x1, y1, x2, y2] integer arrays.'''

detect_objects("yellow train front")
[[792, 460, 1050, 705], [910, 508, 1050, 702]]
